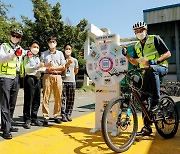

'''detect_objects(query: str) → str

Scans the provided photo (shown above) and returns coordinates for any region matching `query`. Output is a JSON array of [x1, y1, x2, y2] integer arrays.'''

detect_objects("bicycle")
[[101, 67, 179, 153]]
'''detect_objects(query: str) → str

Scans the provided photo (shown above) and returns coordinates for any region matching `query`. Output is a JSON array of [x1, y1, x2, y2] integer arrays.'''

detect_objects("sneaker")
[[23, 121, 31, 129], [136, 126, 152, 136], [67, 116, 72, 122], [31, 120, 43, 126], [43, 119, 49, 126], [61, 116, 68, 122], [54, 118, 62, 124]]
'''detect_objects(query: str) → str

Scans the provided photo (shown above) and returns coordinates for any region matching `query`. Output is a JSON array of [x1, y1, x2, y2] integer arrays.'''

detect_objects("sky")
[[3, 0, 180, 38]]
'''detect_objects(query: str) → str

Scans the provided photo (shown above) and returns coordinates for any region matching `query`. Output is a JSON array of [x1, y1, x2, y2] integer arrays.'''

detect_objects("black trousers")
[[23, 75, 41, 122], [10, 74, 20, 121], [0, 76, 19, 133]]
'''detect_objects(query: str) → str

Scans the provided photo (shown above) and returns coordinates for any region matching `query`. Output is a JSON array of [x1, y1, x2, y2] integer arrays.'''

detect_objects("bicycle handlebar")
[[108, 66, 146, 77]]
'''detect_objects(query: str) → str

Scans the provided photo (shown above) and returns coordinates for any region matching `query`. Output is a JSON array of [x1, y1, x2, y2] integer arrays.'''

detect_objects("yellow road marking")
[[0, 112, 179, 154]]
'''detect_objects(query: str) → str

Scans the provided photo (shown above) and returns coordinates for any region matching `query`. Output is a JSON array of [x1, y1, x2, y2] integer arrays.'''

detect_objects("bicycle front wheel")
[[101, 97, 138, 153]]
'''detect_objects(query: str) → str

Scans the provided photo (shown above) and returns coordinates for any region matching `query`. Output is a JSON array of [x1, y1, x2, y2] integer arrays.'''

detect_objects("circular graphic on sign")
[[86, 43, 128, 86], [99, 57, 113, 72]]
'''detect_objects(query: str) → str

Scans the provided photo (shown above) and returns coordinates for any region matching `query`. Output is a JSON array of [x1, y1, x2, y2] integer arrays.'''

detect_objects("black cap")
[[47, 36, 57, 42]]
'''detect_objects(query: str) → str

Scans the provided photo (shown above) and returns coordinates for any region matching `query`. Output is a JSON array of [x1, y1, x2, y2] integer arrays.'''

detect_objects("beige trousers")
[[42, 74, 62, 119]]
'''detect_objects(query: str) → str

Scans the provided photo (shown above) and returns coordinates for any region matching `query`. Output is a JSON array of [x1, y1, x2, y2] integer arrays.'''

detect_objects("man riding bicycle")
[[122, 21, 171, 136]]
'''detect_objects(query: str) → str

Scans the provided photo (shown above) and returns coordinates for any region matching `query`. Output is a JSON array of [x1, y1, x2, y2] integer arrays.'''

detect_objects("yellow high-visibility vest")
[[135, 35, 168, 68], [0, 43, 17, 76]]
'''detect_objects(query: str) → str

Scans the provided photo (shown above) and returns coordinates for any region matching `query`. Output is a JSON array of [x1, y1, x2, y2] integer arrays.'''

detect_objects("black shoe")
[[10, 127, 19, 132], [54, 118, 62, 124], [31, 120, 43, 126], [61, 116, 68, 122], [43, 119, 49, 126], [2, 132, 12, 139], [67, 116, 72, 122], [136, 126, 152, 136], [23, 121, 31, 129]]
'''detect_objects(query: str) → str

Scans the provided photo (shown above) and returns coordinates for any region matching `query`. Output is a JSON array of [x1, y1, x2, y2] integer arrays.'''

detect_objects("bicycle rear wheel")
[[155, 96, 179, 139], [101, 97, 138, 153]]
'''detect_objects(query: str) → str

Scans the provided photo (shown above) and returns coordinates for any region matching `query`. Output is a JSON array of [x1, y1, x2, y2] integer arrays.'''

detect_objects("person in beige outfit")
[[40, 36, 65, 126]]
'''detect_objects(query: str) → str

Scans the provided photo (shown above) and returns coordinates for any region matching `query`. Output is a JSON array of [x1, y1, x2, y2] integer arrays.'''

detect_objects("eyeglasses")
[[11, 34, 21, 39]]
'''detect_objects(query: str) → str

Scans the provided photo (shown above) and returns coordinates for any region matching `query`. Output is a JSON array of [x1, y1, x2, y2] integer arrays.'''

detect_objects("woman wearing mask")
[[23, 40, 44, 129], [61, 43, 79, 122]]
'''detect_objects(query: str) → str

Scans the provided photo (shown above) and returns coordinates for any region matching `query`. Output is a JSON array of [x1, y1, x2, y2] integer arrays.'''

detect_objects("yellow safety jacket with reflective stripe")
[[134, 35, 168, 68], [0, 43, 17, 76]]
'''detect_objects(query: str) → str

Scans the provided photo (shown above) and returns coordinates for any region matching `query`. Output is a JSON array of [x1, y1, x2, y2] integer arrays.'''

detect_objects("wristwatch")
[[156, 60, 161, 64]]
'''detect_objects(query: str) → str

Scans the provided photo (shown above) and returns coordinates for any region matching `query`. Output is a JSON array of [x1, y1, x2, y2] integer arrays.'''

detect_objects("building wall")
[[144, 3, 180, 24], [143, 4, 180, 81]]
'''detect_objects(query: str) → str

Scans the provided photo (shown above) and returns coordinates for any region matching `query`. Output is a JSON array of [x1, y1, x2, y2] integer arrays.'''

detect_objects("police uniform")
[[0, 41, 23, 134]]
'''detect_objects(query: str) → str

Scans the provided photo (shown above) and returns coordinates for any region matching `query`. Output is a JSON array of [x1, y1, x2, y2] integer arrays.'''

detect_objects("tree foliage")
[[0, 1, 22, 44], [0, 0, 88, 74]]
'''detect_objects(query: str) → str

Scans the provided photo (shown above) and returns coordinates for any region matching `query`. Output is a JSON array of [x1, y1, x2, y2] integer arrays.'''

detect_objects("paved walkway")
[[0, 89, 180, 153], [0, 112, 180, 154]]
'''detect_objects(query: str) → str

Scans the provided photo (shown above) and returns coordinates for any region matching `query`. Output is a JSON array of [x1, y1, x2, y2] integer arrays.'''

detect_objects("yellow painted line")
[[0, 112, 179, 154]]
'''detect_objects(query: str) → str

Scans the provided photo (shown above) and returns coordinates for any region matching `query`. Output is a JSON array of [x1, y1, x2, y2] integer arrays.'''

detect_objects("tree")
[[0, 0, 22, 44], [22, 0, 88, 74], [21, 0, 64, 51]]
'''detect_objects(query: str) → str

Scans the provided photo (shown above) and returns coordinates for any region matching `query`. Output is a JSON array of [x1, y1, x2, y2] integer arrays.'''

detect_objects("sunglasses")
[[11, 34, 21, 39]]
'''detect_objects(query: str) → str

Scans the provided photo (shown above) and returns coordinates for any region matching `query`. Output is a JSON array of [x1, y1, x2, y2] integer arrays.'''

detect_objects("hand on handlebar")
[[122, 47, 127, 56], [148, 60, 158, 65]]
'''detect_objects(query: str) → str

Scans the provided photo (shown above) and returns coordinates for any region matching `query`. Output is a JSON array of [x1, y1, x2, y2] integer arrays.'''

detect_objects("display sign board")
[[86, 43, 128, 86], [86, 41, 128, 133]]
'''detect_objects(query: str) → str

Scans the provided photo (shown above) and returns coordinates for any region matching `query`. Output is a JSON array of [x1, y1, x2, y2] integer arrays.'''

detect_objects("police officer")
[[122, 21, 171, 136], [0, 28, 24, 139]]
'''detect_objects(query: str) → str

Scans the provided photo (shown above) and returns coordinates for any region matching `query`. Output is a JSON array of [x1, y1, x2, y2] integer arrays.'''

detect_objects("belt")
[[26, 75, 40, 79], [45, 72, 62, 75]]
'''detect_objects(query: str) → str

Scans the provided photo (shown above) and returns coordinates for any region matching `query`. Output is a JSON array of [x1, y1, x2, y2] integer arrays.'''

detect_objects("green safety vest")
[[134, 35, 168, 68]]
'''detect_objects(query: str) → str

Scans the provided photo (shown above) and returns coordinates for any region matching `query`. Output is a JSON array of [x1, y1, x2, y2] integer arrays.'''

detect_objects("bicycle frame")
[[131, 88, 153, 123]]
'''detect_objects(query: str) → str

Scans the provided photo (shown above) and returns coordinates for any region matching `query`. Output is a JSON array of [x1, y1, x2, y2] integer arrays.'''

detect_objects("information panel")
[[86, 43, 128, 86]]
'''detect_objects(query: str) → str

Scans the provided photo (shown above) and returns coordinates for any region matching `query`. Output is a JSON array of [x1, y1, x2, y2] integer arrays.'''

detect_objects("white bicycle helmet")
[[132, 21, 147, 30], [11, 28, 23, 36]]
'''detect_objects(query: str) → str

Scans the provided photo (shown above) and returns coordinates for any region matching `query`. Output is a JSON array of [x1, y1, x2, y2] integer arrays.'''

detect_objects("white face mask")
[[31, 48, 39, 55], [136, 31, 147, 40], [48, 43, 56, 49], [11, 36, 19, 44], [65, 50, 72, 56]]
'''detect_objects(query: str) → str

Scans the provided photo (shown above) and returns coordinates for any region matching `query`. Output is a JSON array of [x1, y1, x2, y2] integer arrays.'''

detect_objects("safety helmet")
[[11, 28, 23, 36], [132, 21, 147, 30]]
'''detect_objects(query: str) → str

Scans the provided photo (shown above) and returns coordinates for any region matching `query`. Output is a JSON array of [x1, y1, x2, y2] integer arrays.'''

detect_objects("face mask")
[[136, 31, 147, 40], [11, 36, 19, 44], [65, 50, 72, 56], [48, 43, 56, 49], [31, 48, 39, 55]]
